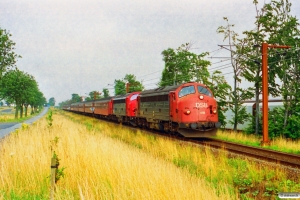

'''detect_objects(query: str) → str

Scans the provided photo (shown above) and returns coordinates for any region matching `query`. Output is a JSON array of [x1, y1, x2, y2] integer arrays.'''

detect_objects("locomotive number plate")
[[195, 102, 208, 108]]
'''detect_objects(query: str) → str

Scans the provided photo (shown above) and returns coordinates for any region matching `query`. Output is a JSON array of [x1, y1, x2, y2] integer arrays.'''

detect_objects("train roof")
[[93, 96, 113, 102], [113, 93, 130, 100], [113, 91, 140, 100], [140, 85, 180, 96], [84, 99, 95, 103], [140, 82, 210, 97], [71, 102, 81, 106]]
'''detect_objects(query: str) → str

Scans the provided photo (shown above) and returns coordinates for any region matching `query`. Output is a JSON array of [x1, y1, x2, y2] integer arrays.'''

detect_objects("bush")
[[244, 105, 300, 139]]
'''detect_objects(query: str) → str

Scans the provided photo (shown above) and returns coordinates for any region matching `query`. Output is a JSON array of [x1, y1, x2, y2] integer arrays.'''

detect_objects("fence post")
[[50, 157, 57, 200]]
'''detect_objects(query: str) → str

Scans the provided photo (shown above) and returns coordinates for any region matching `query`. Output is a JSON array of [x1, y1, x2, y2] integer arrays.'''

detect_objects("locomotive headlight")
[[213, 110, 217, 114], [199, 95, 204, 100], [184, 110, 191, 115]]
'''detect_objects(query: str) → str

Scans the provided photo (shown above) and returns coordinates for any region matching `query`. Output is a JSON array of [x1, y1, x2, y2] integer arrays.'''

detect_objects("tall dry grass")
[[0, 110, 234, 200], [0, 109, 15, 122], [62, 111, 299, 199]]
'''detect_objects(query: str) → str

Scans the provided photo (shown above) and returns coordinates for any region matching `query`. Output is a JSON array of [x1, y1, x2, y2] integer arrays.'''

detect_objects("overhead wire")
[[106, 46, 300, 93]]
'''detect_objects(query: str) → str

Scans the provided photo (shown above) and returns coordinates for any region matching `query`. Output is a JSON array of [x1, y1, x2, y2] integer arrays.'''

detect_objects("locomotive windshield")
[[197, 85, 212, 96], [178, 86, 195, 98]]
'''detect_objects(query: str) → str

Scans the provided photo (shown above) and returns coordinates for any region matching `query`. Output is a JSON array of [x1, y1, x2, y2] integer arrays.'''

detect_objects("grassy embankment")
[[216, 129, 300, 155], [0, 109, 299, 199]]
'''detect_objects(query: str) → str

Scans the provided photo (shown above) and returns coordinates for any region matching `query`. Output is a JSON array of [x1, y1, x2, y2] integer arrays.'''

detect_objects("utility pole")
[[261, 42, 290, 146], [126, 83, 129, 93]]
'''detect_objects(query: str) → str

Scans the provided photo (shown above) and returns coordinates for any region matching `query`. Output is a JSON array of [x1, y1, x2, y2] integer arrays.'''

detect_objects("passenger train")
[[62, 82, 221, 138]]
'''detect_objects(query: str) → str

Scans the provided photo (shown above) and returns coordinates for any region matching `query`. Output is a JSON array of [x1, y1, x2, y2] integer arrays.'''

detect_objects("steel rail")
[[197, 138, 300, 169]]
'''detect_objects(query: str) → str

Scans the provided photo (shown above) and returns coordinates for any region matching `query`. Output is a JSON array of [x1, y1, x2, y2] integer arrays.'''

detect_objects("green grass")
[[216, 135, 261, 147], [263, 145, 300, 154], [215, 132, 300, 155]]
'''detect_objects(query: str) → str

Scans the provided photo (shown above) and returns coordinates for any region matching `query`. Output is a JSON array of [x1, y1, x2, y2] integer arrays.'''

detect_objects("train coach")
[[93, 97, 113, 118], [112, 92, 140, 124], [63, 82, 221, 138]]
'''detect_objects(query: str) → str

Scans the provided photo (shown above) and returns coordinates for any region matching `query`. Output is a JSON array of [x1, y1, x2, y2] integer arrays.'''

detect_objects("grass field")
[[0, 109, 299, 199]]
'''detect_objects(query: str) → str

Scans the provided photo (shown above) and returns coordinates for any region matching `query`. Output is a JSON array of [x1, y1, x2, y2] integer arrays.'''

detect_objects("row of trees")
[[0, 27, 46, 119], [59, 74, 144, 107]]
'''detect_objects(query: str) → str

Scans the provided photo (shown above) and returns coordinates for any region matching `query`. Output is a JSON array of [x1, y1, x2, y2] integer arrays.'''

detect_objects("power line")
[[208, 62, 232, 70], [103, 45, 300, 95], [210, 58, 231, 65], [209, 48, 222, 53], [136, 70, 161, 79]]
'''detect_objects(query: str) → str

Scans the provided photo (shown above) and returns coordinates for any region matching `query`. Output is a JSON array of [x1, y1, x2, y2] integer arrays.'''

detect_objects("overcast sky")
[[1, 0, 300, 104]]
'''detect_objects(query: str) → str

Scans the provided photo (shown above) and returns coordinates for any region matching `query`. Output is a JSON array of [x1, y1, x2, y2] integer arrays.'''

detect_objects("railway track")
[[196, 138, 300, 169], [138, 127, 300, 170]]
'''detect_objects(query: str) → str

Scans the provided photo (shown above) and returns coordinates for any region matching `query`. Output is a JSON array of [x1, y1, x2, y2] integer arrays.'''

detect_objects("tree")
[[102, 88, 110, 98], [49, 97, 55, 106], [28, 89, 46, 115], [22, 77, 40, 117], [159, 43, 232, 126], [264, 1, 300, 131], [114, 74, 144, 95], [124, 74, 144, 93], [85, 91, 102, 100], [258, 0, 300, 139], [227, 0, 300, 135], [71, 94, 81, 103], [207, 71, 232, 128], [0, 69, 42, 119], [159, 43, 211, 86], [217, 17, 255, 131], [0, 27, 20, 79], [58, 99, 72, 108], [114, 79, 126, 95]]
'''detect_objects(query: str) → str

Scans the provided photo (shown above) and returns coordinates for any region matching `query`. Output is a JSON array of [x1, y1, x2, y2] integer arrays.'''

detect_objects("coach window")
[[178, 85, 195, 98], [197, 86, 212, 96]]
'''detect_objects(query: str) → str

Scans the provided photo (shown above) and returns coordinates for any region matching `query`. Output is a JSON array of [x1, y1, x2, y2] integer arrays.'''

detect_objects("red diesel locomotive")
[[63, 82, 221, 138]]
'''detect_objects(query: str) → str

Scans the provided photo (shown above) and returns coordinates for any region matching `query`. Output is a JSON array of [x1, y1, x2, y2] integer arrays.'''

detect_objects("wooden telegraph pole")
[[126, 83, 130, 93], [261, 42, 290, 146]]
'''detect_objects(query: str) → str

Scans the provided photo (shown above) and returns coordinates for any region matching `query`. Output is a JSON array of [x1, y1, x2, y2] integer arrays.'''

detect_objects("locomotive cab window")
[[197, 86, 212, 97], [178, 86, 195, 98]]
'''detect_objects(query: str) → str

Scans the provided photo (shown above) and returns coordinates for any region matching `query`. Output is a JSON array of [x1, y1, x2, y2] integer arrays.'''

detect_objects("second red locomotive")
[[63, 82, 221, 138]]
